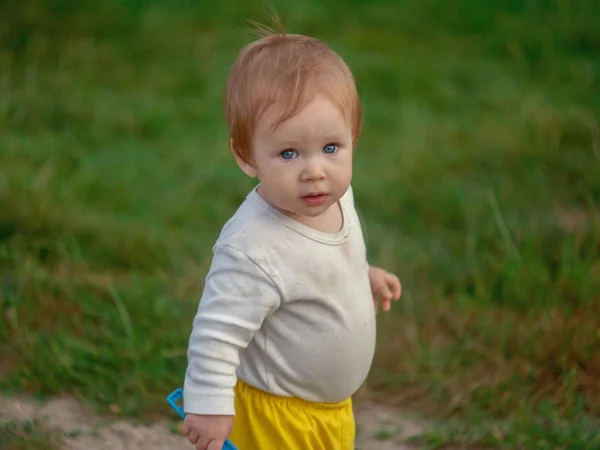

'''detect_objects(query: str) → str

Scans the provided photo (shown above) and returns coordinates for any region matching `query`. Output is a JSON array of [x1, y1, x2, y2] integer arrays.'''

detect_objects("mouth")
[[301, 192, 328, 206]]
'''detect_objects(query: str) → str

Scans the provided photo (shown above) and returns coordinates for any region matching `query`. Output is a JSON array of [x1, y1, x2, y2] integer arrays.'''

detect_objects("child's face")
[[242, 94, 353, 222]]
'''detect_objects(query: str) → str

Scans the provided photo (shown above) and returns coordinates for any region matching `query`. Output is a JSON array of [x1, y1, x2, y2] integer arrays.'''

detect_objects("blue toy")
[[167, 388, 238, 450]]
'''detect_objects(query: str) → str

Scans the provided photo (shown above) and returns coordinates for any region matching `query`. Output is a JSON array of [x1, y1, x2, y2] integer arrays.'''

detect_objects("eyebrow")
[[271, 133, 348, 147]]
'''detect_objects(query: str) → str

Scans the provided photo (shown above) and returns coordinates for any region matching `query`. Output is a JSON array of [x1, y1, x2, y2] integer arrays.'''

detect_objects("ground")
[[0, 394, 424, 450], [1, 1, 599, 449]]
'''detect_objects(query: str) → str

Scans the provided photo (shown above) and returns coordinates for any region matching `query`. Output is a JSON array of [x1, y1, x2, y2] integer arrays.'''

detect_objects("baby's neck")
[[288, 202, 343, 233]]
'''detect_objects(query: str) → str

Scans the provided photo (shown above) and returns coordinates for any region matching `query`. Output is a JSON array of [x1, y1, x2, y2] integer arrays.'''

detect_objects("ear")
[[230, 138, 257, 177]]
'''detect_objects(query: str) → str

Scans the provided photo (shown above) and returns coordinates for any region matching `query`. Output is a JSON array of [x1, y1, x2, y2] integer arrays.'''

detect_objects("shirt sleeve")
[[183, 244, 282, 415]]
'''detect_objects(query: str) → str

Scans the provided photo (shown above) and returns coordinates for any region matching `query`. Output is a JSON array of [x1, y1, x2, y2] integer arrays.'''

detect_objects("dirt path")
[[0, 394, 424, 449]]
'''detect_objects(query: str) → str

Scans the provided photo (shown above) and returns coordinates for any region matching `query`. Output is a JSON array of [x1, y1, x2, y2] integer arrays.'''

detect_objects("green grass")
[[413, 400, 600, 449], [1, 0, 599, 447], [0, 419, 62, 450]]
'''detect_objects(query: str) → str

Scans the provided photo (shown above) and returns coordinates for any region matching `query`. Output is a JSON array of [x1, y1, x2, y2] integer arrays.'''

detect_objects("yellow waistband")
[[235, 379, 352, 411]]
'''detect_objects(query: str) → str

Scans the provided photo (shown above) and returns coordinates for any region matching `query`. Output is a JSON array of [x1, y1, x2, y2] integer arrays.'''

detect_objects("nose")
[[300, 157, 326, 182]]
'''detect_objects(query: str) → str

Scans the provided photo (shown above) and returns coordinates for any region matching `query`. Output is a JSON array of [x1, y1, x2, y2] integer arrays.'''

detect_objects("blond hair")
[[225, 28, 362, 165]]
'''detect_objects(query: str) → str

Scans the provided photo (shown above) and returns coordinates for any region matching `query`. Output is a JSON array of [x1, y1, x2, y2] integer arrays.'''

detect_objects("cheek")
[[260, 162, 294, 186], [334, 158, 353, 188], [333, 153, 353, 175]]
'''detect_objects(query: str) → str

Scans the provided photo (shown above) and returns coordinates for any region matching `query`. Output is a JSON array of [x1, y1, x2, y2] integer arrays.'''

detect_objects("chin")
[[278, 204, 324, 219], [299, 208, 328, 218], [301, 202, 336, 217], [278, 197, 338, 219]]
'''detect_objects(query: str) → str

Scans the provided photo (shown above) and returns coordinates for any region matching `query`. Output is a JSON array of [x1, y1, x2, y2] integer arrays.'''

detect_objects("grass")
[[1, 0, 599, 447], [413, 400, 600, 449], [0, 419, 62, 450]]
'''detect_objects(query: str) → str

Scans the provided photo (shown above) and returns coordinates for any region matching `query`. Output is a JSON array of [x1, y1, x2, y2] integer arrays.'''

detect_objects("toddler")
[[182, 28, 401, 450]]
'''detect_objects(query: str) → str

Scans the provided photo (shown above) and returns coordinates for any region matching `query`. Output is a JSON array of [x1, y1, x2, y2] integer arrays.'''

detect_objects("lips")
[[301, 192, 328, 206]]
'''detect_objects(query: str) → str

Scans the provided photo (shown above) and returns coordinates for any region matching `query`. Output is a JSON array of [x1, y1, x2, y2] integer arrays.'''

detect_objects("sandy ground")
[[0, 393, 424, 449]]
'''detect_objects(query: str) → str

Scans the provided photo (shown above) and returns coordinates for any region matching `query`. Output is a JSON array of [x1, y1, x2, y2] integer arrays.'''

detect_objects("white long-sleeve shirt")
[[183, 185, 376, 415]]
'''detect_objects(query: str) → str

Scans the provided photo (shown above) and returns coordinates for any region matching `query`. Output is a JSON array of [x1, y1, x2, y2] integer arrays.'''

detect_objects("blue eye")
[[323, 144, 338, 154], [281, 149, 297, 160]]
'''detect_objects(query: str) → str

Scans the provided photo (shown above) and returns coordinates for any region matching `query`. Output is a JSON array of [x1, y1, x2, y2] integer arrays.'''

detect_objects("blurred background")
[[1, 0, 599, 448]]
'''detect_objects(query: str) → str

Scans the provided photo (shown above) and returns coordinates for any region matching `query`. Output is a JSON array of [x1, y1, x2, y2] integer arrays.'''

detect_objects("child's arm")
[[182, 245, 282, 445]]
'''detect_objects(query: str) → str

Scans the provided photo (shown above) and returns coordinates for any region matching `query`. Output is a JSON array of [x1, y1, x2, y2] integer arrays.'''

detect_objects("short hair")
[[225, 30, 362, 165]]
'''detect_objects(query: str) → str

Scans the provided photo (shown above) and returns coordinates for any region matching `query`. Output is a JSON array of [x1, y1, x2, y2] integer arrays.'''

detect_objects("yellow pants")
[[229, 380, 355, 450]]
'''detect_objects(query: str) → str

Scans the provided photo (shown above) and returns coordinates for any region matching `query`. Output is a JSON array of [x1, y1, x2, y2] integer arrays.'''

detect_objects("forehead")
[[256, 94, 350, 142]]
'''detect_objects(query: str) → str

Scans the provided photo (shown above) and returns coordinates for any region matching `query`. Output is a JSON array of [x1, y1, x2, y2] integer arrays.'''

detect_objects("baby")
[[182, 29, 401, 450]]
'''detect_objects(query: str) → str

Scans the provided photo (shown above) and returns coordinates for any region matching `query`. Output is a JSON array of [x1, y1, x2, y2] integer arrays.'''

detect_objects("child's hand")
[[182, 413, 233, 450], [368, 265, 401, 312]]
